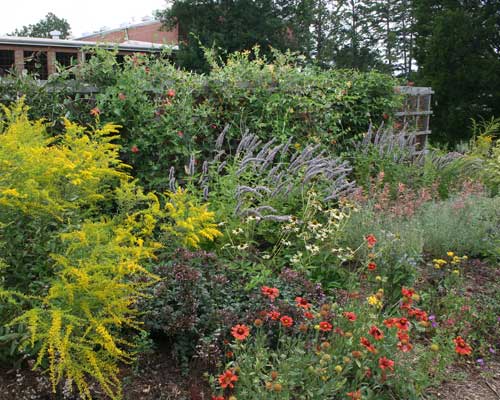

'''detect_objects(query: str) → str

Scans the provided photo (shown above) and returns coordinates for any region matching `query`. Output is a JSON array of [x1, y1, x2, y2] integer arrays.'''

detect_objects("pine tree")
[[413, 0, 500, 142]]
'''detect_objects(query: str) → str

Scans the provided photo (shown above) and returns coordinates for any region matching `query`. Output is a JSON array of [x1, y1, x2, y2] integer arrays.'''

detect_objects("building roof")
[[0, 36, 177, 52], [76, 19, 162, 40]]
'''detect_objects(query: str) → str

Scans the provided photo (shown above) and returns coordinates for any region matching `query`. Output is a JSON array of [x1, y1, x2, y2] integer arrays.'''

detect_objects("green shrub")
[[417, 195, 500, 259], [1, 48, 401, 191]]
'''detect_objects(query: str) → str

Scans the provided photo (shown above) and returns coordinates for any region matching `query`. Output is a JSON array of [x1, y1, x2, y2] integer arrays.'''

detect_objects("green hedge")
[[0, 48, 401, 190]]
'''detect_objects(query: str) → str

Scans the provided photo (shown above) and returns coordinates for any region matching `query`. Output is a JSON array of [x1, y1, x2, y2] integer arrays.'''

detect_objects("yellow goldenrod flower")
[[367, 295, 382, 308], [447, 251, 454, 257]]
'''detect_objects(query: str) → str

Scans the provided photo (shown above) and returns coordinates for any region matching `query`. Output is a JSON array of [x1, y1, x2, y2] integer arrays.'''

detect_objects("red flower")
[[304, 311, 314, 320], [212, 397, 224, 400], [366, 234, 377, 248], [408, 308, 428, 321], [343, 312, 357, 321], [367, 262, 377, 271], [395, 318, 410, 331], [369, 325, 384, 340], [131, 145, 139, 154], [231, 324, 250, 341], [177, 131, 184, 138], [397, 330, 409, 342], [319, 321, 333, 332], [280, 315, 294, 328], [268, 310, 281, 320], [210, 123, 218, 129], [382, 113, 389, 120], [360, 337, 377, 353], [167, 89, 176, 98], [261, 286, 280, 301], [295, 297, 311, 309], [118, 92, 127, 101], [453, 336, 472, 355], [401, 287, 415, 298], [218, 369, 238, 389], [383, 318, 398, 328], [90, 107, 100, 116], [378, 357, 395, 371], [347, 390, 362, 399]]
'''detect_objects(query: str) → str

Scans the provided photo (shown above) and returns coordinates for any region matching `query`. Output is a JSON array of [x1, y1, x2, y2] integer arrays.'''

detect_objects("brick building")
[[0, 36, 174, 79], [77, 19, 178, 46], [0, 19, 178, 79]]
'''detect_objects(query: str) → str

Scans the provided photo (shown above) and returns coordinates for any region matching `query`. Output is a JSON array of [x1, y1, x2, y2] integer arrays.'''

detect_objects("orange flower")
[[395, 318, 410, 331], [319, 321, 333, 332], [351, 350, 362, 359], [343, 312, 357, 321], [254, 318, 263, 327], [378, 357, 395, 371], [268, 310, 281, 320], [212, 396, 224, 400], [369, 325, 384, 340], [347, 390, 362, 399], [231, 324, 250, 341], [453, 336, 472, 355], [218, 369, 238, 389], [167, 88, 176, 97], [90, 107, 100, 116], [367, 262, 377, 271], [366, 234, 377, 248], [360, 337, 377, 353], [280, 315, 294, 328], [383, 317, 397, 328], [295, 297, 311, 309], [261, 286, 280, 301]]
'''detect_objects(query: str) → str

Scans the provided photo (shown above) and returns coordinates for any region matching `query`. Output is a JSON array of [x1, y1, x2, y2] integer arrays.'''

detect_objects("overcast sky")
[[1, 0, 168, 37]]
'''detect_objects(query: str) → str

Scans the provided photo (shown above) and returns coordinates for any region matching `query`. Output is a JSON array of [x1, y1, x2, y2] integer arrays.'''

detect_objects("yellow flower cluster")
[[163, 188, 222, 248], [433, 252, 467, 269], [367, 289, 384, 308]]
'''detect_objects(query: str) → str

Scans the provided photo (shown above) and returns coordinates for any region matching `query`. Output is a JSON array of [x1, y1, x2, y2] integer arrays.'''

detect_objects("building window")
[[56, 52, 78, 68], [23, 51, 48, 80], [0, 50, 15, 77]]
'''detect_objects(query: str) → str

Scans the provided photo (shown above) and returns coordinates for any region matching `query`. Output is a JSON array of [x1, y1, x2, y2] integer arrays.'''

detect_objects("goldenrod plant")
[[162, 187, 222, 249], [0, 100, 169, 399]]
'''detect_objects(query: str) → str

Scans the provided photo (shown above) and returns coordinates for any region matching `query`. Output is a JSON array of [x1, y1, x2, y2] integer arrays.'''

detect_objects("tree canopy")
[[11, 12, 71, 39], [413, 0, 500, 142]]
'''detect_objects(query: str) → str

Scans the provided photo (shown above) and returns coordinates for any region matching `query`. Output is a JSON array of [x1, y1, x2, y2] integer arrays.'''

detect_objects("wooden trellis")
[[394, 86, 433, 149]]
